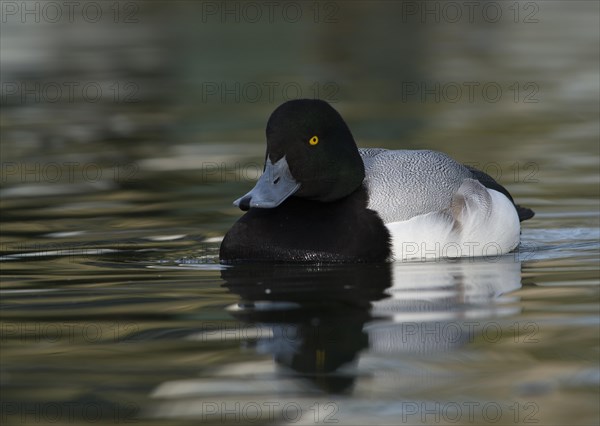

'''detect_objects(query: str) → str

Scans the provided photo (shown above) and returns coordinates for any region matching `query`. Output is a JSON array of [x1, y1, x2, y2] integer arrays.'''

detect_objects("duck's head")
[[234, 99, 365, 211]]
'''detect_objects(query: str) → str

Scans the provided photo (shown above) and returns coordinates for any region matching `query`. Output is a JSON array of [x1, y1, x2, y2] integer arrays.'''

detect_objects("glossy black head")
[[265, 99, 365, 202]]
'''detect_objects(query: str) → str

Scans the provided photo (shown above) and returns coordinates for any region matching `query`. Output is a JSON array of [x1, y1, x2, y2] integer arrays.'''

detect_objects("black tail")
[[464, 165, 535, 222], [514, 204, 535, 221]]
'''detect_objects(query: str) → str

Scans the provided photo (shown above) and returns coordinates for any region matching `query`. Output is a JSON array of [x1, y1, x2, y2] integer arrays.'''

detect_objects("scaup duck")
[[220, 99, 534, 263]]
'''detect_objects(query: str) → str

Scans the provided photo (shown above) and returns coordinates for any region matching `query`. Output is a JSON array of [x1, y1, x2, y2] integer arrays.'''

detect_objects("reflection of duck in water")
[[221, 257, 522, 393], [222, 263, 392, 394], [221, 99, 534, 263], [148, 258, 524, 421], [367, 258, 523, 354]]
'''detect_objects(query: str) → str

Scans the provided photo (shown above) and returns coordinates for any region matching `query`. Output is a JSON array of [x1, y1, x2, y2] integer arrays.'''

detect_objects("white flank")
[[386, 181, 520, 261]]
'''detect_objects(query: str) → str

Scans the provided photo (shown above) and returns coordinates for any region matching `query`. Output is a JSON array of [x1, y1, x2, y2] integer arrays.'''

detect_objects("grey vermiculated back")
[[359, 148, 473, 223]]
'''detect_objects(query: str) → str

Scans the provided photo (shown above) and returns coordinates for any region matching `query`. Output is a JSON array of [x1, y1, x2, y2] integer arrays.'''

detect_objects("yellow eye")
[[309, 136, 319, 146]]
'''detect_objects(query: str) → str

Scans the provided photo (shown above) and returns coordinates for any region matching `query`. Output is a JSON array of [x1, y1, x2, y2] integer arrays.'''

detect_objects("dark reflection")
[[221, 263, 392, 393], [221, 258, 522, 394]]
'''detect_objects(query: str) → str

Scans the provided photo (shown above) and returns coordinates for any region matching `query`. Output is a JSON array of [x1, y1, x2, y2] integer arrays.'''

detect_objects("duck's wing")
[[359, 149, 534, 224], [359, 148, 473, 223]]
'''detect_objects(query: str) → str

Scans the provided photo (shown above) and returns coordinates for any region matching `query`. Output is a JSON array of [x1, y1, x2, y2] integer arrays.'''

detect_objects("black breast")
[[219, 186, 390, 263]]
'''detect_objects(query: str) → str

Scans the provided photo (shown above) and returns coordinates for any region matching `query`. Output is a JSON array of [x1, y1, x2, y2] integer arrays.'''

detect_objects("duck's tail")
[[514, 204, 535, 222]]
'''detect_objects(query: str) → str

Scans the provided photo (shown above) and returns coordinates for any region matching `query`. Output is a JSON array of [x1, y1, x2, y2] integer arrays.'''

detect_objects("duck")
[[219, 99, 534, 263]]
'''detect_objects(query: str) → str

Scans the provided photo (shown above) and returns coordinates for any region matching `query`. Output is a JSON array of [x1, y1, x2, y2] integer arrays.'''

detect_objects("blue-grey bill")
[[233, 156, 300, 210]]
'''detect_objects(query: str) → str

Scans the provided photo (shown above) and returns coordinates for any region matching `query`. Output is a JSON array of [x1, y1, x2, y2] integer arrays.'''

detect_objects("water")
[[1, 2, 599, 425]]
